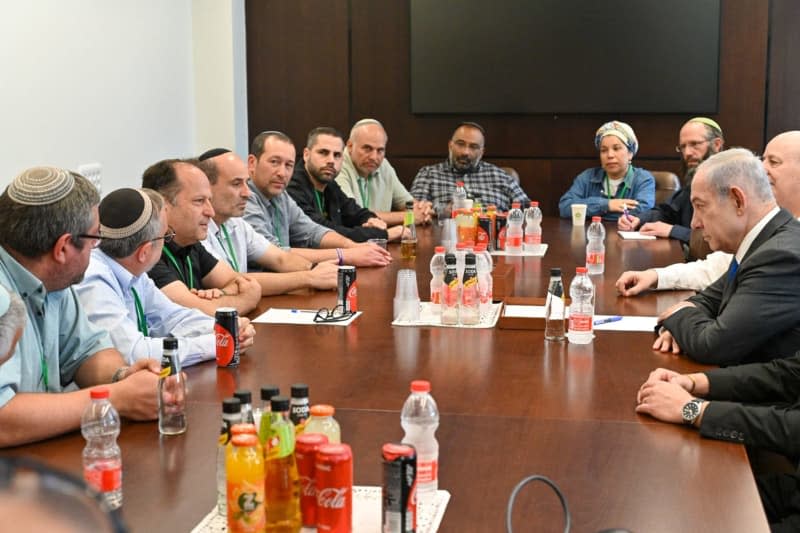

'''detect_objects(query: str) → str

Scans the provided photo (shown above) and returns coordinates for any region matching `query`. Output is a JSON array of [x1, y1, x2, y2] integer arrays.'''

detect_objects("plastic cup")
[[571, 204, 588, 226], [441, 218, 458, 252], [368, 238, 387, 250], [393, 269, 420, 321]]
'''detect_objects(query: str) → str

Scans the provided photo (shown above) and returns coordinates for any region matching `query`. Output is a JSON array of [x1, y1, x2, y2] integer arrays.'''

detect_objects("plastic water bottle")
[[544, 268, 566, 341], [523, 201, 543, 251], [505, 202, 524, 253], [453, 181, 468, 210], [586, 216, 606, 274], [473, 243, 493, 319], [158, 337, 187, 435], [429, 246, 446, 313], [81, 386, 123, 510], [461, 253, 480, 325], [401, 380, 439, 496], [568, 266, 595, 344], [217, 397, 242, 515]]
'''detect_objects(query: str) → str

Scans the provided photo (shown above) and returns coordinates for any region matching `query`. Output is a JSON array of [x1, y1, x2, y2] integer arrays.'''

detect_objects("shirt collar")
[[94, 249, 138, 292], [735, 206, 780, 263], [0, 245, 47, 301]]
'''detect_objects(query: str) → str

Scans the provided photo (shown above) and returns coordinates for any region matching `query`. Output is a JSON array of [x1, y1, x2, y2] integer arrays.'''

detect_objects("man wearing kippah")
[[142, 159, 263, 317], [0, 167, 162, 447], [618, 117, 725, 242], [410, 122, 530, 212], [197, 148, 339, 293], [75, 188, 256, 367]]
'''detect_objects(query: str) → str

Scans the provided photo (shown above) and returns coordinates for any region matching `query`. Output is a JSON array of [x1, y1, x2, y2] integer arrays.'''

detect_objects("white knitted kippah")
[[7, 166, 75, 206]]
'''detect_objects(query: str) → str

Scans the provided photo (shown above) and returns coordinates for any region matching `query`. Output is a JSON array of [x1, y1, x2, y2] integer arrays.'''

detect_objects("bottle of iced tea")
[[265, 396, 302, 531]]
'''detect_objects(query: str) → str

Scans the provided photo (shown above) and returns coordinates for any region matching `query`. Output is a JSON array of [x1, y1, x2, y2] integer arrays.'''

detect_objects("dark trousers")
[[757, 472, 800, 532]]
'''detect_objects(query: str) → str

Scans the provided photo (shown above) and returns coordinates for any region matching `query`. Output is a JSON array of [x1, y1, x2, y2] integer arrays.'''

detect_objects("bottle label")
[[442, 280, 460, 306], [524, 233, 541, 245], [506, 235, 522, 249], [346, 280, 358, 312], [462, 276, 478, 306], [586, 251, 605, 265], [317, 487, 349, 509], [404, 211, 414, 226], [227, 480, 266, 532], [266, 419, 295, 459], [430, 287, 441, 304], [416, 458, 438, 485], [569, 313, 592, 332], [84, 463, 122, 493]]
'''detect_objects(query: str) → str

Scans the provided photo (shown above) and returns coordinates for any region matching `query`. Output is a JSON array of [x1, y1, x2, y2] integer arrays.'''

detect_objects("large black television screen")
[[410, 0, 721, 114]]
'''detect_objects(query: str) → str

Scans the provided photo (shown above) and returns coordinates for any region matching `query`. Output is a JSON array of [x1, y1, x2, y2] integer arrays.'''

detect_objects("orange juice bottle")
[[226, 433, 266, 533]]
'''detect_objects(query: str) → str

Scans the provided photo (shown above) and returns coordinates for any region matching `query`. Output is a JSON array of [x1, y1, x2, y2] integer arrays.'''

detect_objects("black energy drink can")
[[382, 442, 417, 533], [215, 307, 240, 367]]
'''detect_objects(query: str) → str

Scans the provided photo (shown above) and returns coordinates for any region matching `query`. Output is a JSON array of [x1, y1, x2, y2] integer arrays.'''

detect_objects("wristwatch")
[[681, 398, 705, 425]]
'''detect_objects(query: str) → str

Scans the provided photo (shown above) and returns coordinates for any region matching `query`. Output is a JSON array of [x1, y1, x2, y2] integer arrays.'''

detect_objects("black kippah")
[[99, 188, 152, 238], [198, 148, 232, 161]]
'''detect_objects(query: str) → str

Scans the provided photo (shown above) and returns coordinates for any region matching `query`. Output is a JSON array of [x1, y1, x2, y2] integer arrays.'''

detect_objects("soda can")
[[337, 266, 358, 313], [296, 433, 330, 527], [382, 443, 417, 533], [215, 307, 240, 367], [477, 216, 492, 251], [495, 214, 507, 251], [315, 443, 353, 533]]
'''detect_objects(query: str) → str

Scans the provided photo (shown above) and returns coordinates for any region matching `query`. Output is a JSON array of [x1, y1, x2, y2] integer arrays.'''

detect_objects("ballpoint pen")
[[594, 315, 622, 326], [622, 203, 633, 223]]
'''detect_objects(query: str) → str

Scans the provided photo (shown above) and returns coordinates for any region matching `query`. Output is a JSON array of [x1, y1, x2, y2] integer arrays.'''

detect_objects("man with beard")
[[410, 121, 529, 212], [617, 117, 724, 241], [336, 119, 432, 227], [0, 167, 161, 447], [288, 127, 408, 242]]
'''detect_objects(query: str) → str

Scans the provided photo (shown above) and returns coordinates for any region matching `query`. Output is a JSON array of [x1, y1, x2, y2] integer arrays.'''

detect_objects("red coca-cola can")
[[315, 443, 353, 533], [296, 432, 330, 527], [214, 307, 239, 367], [337, 266, 357, 313]]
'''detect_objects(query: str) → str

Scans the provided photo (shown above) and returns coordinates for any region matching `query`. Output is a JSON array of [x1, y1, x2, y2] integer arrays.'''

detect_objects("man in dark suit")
[[653, 147, 800, 365]]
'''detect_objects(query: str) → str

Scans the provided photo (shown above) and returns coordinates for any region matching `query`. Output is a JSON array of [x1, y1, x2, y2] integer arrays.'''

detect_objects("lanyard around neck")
[[40, 347, 48, 391], [271, 199, 285, 248], [130, 286, 149, 336], [604, 165, 633, 199], [217, 224, 240, 272], [357, 177, 370, 209], [162, 247, 195, 289]]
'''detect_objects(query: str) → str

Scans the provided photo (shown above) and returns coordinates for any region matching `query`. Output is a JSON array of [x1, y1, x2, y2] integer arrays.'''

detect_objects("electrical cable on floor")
[[505, 474, 571, 533]]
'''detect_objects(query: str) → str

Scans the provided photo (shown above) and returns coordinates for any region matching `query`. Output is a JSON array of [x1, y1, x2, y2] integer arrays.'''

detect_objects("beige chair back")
[[651, 171, 681, 204]]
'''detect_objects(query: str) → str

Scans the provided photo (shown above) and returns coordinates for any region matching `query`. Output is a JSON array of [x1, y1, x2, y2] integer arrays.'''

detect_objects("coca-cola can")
[[382, 443, 417, 533], [337, 266, 357, 313], [214, 307, 239, 367], [315, 443, 353, 533], [296, 432, 330, 527], [495, 213, 507, 251]]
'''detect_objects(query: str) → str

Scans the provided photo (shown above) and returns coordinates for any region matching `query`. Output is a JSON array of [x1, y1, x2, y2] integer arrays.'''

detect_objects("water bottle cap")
[[291, 383, 309, 398], [90, 386, 110, 399], [550, 267, 562, 276], [310, 404, 335, 417], [410, 380, 431, 392], [456, 181, 465, 187], [234, 389, 252, 405], [434, 246, 445, 253], [511, 202, 521, 209], [592, 216, 601, 222], [531, 201, 539, 207], [576, 266, 588, 274], [456, 242, 468, 250], [222, 397, 242, 413], [260, 385, 280, 401]]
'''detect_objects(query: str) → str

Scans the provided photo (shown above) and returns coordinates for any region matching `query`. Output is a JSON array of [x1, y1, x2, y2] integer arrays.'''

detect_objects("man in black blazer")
[[653, 148, 800, 365]]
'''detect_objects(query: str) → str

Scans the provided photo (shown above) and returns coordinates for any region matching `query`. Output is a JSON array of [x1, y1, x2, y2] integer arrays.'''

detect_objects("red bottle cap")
[[410, 380, 431, 393], [90, 387, 110, 399]]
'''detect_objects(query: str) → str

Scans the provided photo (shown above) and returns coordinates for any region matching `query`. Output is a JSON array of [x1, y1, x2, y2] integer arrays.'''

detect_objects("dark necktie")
[[727, 258, 739, 283]]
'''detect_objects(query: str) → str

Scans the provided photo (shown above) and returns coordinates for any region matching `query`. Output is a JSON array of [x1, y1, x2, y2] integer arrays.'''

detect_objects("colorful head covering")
[[688, 117, 724, 138], [594, 121, 638, 156], [7, 166, 75, 206]]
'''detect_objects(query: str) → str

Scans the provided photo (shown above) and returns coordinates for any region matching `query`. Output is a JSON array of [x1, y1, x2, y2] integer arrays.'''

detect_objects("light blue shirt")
[[201, 218, 271, 273], [76, 249, 216, 367], [0, 246, 113, 407], [243, 183, 331, 249]]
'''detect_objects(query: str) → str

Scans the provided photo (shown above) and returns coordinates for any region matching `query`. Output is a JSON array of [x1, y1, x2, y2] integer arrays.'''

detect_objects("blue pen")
[[594, 315, 622, 326], [622, 203, 633, 223]]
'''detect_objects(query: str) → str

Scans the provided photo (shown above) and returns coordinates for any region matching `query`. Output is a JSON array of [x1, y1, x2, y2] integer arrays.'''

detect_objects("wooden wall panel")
[[246, 0, 782, 216], [766, 0, 800, 140]]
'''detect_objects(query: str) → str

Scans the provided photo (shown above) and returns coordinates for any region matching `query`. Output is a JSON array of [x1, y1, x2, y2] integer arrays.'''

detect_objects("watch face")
[[682, 401, 700, 423]]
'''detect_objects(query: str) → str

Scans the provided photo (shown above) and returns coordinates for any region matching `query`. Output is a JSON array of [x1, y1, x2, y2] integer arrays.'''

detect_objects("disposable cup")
[[571, 204, 588, 226]]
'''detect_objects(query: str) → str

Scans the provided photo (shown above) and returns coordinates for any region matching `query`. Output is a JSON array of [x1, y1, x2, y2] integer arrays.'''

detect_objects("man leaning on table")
[[650, 148, 800, 366], [335, 118, 432, 226], [636, 361, 800, 532], [75, 187, 256, 367], [617, 131, 800, 295], [243, 130, 391, 267], [142, 158, 263, 317], [197, 148, 338, 294], [0, 167, 161, 448]]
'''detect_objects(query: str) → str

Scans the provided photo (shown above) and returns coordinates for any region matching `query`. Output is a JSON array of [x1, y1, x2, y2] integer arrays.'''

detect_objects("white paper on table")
[[502, 304, 570, 318], [617, 231, 657, 240], [251, 307, 361, 326], [490, 244, 548, 257], [593, 314, 658, 332]]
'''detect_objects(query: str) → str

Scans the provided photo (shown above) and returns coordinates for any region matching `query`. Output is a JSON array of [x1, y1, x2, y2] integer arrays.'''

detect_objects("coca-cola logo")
[[300, 476, 315, 497], [215, 333, 231, 346], [317, 487, 348, 508]]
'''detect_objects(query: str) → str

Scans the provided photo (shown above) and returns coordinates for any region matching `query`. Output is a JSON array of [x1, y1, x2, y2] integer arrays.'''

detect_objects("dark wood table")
[[2, 218, 770, 532]]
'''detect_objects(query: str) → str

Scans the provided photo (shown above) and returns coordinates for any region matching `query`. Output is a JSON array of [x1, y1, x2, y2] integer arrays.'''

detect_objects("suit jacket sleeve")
[[699, 401, 800, 457], [662, 242, 800, 365]]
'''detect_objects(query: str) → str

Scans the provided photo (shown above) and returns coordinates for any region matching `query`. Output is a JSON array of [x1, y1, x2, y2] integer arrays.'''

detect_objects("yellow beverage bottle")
[[265, 396, 302, 532], [226, 433, 266, 533]]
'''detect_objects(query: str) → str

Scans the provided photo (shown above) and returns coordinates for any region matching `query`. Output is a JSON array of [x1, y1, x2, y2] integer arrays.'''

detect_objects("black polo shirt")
[[148, 240, 219, 290]]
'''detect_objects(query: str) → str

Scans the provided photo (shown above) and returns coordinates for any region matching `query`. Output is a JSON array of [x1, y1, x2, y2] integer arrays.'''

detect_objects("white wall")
[[0, 0, 248, 193]]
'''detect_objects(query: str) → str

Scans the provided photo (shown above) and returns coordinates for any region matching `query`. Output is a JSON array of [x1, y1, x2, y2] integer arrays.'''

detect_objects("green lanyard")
[[130, 286, 148, 336], [217, 224, 240, 272], [357, 177, 370, 209], [313, 189, 327, 216], [162, 247, 195, 289], [604, 165, 633, 199], [271, 199, 285, 248], [40, 347, 48, 391]]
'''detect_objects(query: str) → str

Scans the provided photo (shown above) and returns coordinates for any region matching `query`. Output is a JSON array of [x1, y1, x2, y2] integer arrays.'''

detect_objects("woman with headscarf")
[[558, 121, 655, 222]]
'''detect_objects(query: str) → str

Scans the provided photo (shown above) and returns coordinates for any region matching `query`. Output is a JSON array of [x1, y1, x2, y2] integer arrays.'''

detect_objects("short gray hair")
[[99, 189, 165, 259], [0, 287, 26, 363], [698, 147, 774, 203], [0, 172, 99, 258]]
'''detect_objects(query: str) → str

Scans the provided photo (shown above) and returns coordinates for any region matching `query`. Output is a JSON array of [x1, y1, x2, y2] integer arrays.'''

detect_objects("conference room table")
[[4, 217, 769, 532]]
